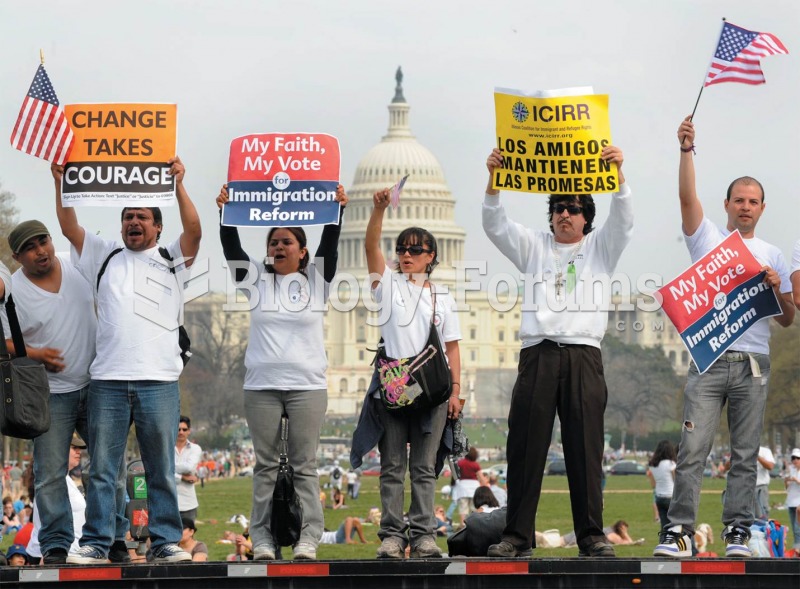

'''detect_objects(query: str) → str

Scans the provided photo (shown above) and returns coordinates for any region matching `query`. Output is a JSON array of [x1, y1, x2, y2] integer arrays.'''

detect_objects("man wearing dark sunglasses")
[[482, 144, 632, 559], [653, 118, 795, 559]]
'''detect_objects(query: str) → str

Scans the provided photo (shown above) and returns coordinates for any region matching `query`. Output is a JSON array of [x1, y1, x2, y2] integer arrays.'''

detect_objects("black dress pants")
[[502, 340, 608, 551]]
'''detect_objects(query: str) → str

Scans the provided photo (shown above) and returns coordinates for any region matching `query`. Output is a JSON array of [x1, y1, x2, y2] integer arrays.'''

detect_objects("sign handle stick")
[[690, 17, 726, 120]]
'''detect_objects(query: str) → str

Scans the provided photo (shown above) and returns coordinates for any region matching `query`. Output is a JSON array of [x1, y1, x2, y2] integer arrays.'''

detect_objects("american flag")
[[705, 22, 788, 87], [10, 65, 74, 164]]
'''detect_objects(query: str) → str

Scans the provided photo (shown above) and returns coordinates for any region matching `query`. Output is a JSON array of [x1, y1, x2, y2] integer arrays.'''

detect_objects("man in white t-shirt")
[[51, 157, 202, 565], [483, 145, 632, 559], [754, 446, 775, 521], [654, 118, 795, 560], [791, 239, 800, 310], [174, 416, 202, 521], [4, 221, 126, 565]]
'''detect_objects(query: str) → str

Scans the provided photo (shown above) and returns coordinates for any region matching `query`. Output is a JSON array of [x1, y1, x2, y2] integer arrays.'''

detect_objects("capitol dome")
[[338, 67, 466, 286]]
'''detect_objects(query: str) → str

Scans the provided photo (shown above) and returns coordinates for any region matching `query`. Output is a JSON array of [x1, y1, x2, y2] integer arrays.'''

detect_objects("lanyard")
[[552, 237, 584, 302]]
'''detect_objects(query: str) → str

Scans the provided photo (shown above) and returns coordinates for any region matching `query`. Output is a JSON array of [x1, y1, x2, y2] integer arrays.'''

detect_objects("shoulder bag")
[[0, 294, 51, 439], [270, 414, 303, 546], [374, 288, 452, 412]]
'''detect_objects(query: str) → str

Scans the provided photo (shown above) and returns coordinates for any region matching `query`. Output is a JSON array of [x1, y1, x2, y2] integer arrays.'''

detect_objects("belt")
[[722, 351, 748, 362]]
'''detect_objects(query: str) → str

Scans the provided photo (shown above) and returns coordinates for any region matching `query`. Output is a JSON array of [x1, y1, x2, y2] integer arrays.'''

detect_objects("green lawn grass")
[[3, 473, 786, 560]]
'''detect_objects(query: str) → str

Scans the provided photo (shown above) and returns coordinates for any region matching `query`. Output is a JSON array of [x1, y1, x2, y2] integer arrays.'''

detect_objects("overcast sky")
[[1, 0, 798, 293]]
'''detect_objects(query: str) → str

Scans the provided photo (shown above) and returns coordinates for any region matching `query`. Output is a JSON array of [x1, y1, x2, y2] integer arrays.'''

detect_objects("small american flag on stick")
[[705, 21, 788, 87], [10, 64, 74, 164]]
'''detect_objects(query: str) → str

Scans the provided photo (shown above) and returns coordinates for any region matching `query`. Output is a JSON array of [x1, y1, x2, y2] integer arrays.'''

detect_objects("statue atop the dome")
[[392, 66, 406, 103]]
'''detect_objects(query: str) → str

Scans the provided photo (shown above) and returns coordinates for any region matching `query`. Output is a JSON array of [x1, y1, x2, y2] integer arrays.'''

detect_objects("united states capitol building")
[[189, 69, 689, 419], [322, 69, 688, 418]]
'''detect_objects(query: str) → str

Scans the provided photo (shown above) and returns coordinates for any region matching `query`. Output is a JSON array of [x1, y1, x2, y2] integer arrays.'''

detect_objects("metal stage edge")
[[2, 557, 799, 589]]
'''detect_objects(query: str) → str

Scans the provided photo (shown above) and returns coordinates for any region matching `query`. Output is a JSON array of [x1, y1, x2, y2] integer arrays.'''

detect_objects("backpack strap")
[[158, 246, 177, 275], [97, 247, 177, 290], [96, 248, 124, 290]]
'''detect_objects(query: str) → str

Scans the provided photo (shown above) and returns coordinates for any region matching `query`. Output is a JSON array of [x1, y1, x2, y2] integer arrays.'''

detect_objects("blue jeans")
[[34, 388, 128, 555], [81, 380, 181, 554], [244, 389, 327, 548], [33, 388, 90, 554], [666, 354, 770, 534], [789, 507, 800, 550], [655, 495, 671, 530]]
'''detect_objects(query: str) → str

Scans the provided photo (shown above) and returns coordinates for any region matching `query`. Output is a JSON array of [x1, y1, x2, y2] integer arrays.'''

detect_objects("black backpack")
[[447, 508, 507, 557], [97, 247, 191, 365]]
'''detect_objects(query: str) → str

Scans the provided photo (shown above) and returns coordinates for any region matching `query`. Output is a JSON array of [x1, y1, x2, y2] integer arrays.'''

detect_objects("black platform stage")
[[2, 558, 799, 588]]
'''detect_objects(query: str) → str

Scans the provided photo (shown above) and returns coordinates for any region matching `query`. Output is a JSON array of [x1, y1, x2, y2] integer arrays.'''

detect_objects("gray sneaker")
[[293, 542, 317, 560], [579, 541, 616, 557], [376, 537, 405, 559], [253, 543, 277, 561], [487, 540, 533, 558], [410, 536, 442, 558]]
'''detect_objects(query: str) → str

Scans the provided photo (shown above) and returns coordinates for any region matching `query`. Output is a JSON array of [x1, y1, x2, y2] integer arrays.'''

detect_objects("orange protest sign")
[[62, 103, 177, 206]]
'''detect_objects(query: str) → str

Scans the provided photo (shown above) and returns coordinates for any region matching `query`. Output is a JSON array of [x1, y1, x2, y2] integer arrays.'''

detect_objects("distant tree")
[[602, 336, 683, 451], [180, 296, 248, 430], [763, 322, 800, 450], [0, 182, 20, 271]]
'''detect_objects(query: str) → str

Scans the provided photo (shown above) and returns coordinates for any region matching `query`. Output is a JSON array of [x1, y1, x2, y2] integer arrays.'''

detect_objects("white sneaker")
[[653, 525, 693, 558], [293, 542, 317, 560], [723, 526, 752, 558], [253, 543, 277, 560]]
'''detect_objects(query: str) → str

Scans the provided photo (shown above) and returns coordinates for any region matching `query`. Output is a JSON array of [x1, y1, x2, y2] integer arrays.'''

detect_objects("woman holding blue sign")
[[353, 186, 462, 560], [216, 183, 347, 562]]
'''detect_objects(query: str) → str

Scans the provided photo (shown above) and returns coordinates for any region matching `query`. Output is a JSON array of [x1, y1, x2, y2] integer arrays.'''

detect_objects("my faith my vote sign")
[[222, 133, 340, 227], [657, 231, 782, 373]]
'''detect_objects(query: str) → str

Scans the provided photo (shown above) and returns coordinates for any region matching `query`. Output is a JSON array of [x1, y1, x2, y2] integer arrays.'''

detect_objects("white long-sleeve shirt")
[[482, 184, 634, 348], [174, 441, 202, 511]]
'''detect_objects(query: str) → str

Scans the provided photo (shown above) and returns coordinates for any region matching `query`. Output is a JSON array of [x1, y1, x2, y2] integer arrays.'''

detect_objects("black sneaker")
[[579, 541, 616, 557], [108, 540, 132, 563], [42, 548, 68, 565]]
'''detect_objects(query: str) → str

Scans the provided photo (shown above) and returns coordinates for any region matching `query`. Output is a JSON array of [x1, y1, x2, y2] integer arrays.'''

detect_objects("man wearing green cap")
[[52, 156, 201, 565], [3, 220, 116, 564]]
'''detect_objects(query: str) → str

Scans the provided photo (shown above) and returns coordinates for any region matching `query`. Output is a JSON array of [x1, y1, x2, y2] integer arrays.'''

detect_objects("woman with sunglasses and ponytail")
[[352, 187, 462, 560], [216, 183, 348, 562]]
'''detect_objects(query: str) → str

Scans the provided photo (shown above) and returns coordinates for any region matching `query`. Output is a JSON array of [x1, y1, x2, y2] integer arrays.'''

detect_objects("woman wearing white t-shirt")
[[647, 440, 677, 529], [784, 448, 800, 551], [217, 184, 347, 562], [363, 187, 462, 560]]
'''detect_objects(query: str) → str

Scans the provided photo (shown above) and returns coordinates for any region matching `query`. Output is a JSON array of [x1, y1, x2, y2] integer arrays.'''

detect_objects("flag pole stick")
[[690, 17, 726, 120], [40, 49, 44, 65], [689, 87, 704, 120]]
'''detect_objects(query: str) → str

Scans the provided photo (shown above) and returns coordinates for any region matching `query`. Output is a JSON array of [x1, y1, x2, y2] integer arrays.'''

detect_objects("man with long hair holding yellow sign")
[[482, 143, 631, 559]]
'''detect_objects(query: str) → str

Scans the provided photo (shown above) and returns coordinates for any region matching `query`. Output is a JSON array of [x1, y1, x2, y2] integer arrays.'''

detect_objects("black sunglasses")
[[554, 203, 583, 215], [395, 245, 431, 256]]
